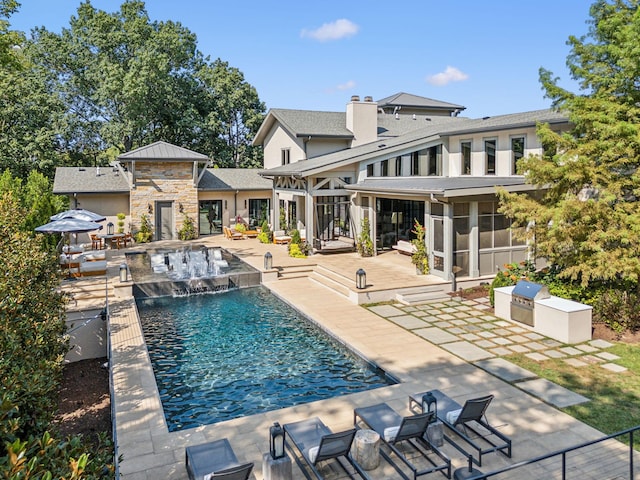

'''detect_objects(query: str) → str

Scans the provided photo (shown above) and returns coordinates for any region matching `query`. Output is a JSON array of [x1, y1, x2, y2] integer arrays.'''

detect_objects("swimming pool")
[[137, 286, 396, 432]]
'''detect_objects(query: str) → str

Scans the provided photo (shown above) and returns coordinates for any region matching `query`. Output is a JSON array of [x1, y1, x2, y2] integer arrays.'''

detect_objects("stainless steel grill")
[[510, 280, 550, 326]]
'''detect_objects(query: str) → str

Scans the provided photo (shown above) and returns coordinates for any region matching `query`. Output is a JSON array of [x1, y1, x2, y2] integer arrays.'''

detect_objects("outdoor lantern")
[[356, 268, 366, 289], [422, 391, 437, 423], [119, 263, 128, 283], [107, 222, 114, 235], [264, 251, 273, 270], [269, 422, 285, 459]]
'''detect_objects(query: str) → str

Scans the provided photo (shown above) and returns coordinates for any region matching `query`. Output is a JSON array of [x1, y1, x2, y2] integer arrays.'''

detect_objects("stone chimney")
[[346, 95, 378, 147]]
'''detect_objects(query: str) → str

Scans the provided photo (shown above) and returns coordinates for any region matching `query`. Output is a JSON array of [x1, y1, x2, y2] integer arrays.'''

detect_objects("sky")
[[9, 0, 595, 119]]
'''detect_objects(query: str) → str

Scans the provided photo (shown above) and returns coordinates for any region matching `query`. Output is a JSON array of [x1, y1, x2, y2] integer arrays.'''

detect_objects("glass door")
[[199, 200, 222, 235]]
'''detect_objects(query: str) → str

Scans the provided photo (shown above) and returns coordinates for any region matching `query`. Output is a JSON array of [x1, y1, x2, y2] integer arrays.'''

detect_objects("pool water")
[[137, 287, 395, 432]]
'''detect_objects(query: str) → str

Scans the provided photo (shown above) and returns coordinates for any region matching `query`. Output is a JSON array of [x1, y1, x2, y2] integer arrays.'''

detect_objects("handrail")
[[460, 425, 640, 480]]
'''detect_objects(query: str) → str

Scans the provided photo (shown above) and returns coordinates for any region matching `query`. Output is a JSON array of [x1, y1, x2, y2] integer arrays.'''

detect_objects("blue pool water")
[[137, 287, 395, 432]]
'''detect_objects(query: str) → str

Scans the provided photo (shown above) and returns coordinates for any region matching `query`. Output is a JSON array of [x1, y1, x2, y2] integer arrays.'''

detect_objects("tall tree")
[[498, 0, 640, 285]]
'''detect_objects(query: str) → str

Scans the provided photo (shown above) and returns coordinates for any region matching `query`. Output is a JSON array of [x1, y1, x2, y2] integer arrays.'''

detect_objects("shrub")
[[134, 214, 153, 243], [356, 218, 374, 257], [288, 243, 307, 258], [258, 220, 272, 243], [411, 219, 429, 274], [177, 214, 197, 240], [116, 212, 126, 233], [234, 223, 246, 233], [489, 261, 536, 306]]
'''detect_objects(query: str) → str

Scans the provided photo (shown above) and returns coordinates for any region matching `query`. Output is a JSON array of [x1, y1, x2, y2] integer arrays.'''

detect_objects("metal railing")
[[459, 426, 640, 480]]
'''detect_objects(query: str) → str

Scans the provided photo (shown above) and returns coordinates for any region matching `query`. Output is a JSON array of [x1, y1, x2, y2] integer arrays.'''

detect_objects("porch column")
[[469, 202, 480, 277], [305, 183, 314, 251]]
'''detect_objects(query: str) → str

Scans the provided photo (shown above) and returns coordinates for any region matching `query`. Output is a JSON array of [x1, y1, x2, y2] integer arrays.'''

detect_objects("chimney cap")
[[364, 96, 373, 102], [350, 95, 360, 102]]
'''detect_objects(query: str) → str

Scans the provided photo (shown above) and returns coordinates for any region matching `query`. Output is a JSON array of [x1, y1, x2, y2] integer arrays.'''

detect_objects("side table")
[[352, 429, 380, 471]]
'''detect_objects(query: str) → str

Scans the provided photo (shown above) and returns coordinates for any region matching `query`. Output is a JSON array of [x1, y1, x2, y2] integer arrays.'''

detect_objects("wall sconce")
[[356, 268, 366, 289], [178, 203, 184, 213], [244, 199, 247, 209], [224, 200, 227, 210], [119, 263, 128, 283], [264, 251, 273, 270], [269, 422, 285, 460], [148, 203, 153, 214]]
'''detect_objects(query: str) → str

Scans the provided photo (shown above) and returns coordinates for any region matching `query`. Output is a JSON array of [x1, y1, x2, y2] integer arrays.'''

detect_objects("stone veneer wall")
[[129, 161, 198, 239]]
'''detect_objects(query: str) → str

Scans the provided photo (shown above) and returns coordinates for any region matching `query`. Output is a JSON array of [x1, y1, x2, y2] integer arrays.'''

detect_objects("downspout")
[[303, 136, 311, 159]]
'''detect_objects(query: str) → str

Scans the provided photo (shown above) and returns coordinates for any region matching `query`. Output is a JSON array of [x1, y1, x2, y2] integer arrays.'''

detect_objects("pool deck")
[[67, 237, 631, 479]]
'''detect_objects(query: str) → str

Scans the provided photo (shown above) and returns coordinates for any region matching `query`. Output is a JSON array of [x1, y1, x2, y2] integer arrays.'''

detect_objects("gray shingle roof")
[[198, 168, 272, 191], [53, 167, 130, 194], [118, 141, 210, 161], [346, 176, 532, 197], [377, 92, 466, 112]]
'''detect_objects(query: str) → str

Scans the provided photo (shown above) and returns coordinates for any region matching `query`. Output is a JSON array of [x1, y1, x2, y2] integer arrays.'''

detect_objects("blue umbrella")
[[51, 208, 106, 223], [35, 218, 103, 234]]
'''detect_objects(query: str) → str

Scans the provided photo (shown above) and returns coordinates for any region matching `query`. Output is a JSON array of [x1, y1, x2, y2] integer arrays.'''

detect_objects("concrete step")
[[277, 265, 315, 280], [395, 285, 451, 305], [309, 271, 352, 298]]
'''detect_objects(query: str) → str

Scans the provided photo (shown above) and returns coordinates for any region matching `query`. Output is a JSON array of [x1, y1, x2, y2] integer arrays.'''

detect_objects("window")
[[248, 198, 270, 228], [453, 203, 469, 276], [427, 145, 442, 176], [485, 139, 496, 174], [411, 152, 419, 175], [281, 149, 290, 165], [381, 159, 389, 177], [367, 164, 374, 177], [511, 136, 525, 174], [478, 202, 524, 249], [461, 141, 471, 175], [395, 156, 402, 176]]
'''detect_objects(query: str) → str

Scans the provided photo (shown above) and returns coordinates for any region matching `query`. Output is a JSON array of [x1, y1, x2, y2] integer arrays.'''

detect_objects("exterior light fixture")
[[269, 422, 285, 460], [119, 263, 128, 282], [179, 203, 184, 213], [356, 268, 366, 289], [264, 251, 273, 270], [422, 391, 437, 423], [148, 203, 153, 214], [107, 222, 114, 235]]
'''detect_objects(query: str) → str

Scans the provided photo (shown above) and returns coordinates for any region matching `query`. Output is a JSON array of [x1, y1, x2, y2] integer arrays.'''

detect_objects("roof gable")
[[377, 92, 465, 113]]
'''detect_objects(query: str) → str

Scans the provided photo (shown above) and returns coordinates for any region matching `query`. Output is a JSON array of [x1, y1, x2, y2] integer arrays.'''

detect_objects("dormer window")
[[511, 136, 525, 174], [281, 149, 290, 165]]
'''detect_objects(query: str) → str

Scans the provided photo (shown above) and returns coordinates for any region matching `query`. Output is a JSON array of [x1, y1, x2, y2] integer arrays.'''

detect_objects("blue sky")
[[10, 0, 594, 118]]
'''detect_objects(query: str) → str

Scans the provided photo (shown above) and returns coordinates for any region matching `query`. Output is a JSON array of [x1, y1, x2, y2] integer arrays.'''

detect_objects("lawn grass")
[[504, 342, 640, 436]]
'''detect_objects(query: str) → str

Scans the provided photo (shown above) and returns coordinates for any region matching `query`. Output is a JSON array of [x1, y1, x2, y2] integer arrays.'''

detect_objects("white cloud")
[[301, 19, 359, 42], [426, 66, 469, 86], [336, 80, 356, 91]]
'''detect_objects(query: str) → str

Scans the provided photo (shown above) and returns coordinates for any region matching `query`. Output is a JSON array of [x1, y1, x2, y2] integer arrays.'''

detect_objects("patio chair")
[[273, 230, 292, 244], [354, 403, 451, 480], [283, 417, 368, 479], [185, 438, 254, 480], [412, 390, 511, 467], [90, 234, 104, 250], [223, 226, 245, 240]]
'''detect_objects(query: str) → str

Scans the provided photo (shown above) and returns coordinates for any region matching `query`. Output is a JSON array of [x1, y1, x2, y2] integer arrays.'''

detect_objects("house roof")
[[346, 176, 535, 198], [260, 109, 569, 178], [53, 167, 130, 194], [117, 140, 210, 161], [198, 168, 272, 191], [253, 109, 353, 145], [377, 92, 466, 113]]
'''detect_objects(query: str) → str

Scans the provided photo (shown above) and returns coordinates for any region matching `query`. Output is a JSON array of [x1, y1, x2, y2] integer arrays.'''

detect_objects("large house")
[[254, 92, 570, 281], [53, 92, 570, 283]]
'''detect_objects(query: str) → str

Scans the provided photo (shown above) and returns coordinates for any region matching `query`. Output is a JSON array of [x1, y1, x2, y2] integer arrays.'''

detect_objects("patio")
[[65, 236, 633, 479]]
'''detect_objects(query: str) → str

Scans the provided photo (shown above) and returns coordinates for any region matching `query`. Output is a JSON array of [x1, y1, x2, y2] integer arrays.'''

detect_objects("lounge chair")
[[273, 230, 292, 244], [283, 417, 368, 479], [68, 260, 108, 277], [410, 390, 511, 467], [354, 403, 451, 479], [223, 226, 245, 240], [185, 438, 254, 480]]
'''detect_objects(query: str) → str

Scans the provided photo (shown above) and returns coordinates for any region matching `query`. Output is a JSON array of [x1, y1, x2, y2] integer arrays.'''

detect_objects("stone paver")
[[475, 358, 537, 382], [560, 346, 583, 356], [564, 358, 588, 367], [413, 327, 459, 344], [440, 341, 494, 361], [518, 378, 590, 408], [544, 350, 567, 359], [590, 339, 614, 349], [595, 352, 620, 361], [388, 315, 428, 329], [601, 363, 627, 373], [368, 304, 405, 317], [525, 352, 549, 361]]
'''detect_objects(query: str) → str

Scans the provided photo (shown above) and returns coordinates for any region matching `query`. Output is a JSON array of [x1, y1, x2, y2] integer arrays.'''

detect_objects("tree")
[[498, 0, 640, 286]]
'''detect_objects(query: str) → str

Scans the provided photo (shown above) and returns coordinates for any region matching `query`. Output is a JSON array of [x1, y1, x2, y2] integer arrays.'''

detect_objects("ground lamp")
[[269, 422, 285, 459], [119, 263, 128, 282], [356, 268, 366, 289], [422, 391, 437, 422], [107, 222, 114, 235], [264, 251, 273, 270]]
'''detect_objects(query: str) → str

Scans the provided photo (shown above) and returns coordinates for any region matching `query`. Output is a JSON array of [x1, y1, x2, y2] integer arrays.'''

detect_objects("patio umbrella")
[[50, 208, 106, 223], [35, 218, 103, 234]]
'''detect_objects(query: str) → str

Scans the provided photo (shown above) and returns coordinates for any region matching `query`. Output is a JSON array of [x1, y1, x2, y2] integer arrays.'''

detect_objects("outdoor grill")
[[510, 280, 550, 326]]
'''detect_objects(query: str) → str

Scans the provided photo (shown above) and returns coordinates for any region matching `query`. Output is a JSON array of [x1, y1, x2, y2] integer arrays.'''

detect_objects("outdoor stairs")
[[276, 264, 316, 281], [60, 279, 111, 311], [308, 265, 353, 298], [394, 285, 451, 305]]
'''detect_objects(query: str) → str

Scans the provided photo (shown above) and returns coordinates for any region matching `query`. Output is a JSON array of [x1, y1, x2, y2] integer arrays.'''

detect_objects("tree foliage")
[[498, 0, 640, 286]]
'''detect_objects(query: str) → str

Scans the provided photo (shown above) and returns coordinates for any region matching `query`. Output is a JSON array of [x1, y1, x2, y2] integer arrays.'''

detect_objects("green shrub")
[[234, 223, 246, 233], [116, 212, 126, 233], [290, 228, 301, 244], [134, 214, 153, 243], [177, 214, 197, 240], [356, 218, 374, 257], [410, 219, 429, 274], [288, 243, 306, 258], [489, 261, 536, 305]]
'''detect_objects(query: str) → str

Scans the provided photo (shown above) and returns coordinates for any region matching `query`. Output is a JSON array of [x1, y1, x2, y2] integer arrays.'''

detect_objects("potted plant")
[[411, 219, 429, 274], [116, 212, 126, 233], [356, 217, 374, 257]]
